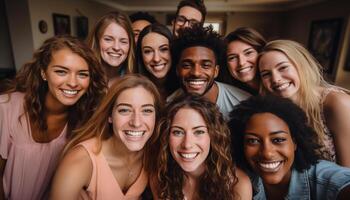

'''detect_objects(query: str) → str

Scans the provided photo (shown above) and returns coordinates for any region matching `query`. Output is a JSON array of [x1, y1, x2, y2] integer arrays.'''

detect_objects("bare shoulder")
[[234, 168, 252, 200], [323, 90, 350, 112], [50, 145, 93, 200]]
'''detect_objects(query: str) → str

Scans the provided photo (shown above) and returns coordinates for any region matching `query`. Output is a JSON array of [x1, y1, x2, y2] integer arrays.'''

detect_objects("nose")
[[67, 74, 78, 88], [190, 63, 201, 77], [271, 71, 281, 84], [181, 133, 193, 149], [153, 50, 161, 63], [129, 111, 142, 128], [113, 40, 121, 50], [260, 141, 275, 159], [182, 20, 191, 28], [239, 55, 246, 66]]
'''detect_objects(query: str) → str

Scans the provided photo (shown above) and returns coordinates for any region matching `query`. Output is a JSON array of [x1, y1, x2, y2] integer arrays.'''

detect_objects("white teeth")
[[189, 80, 205, 85], [63, 90, 78, 95], [180, 153, 197, 159], [125, 131, 144, 137], [107, 52, 121, 57], [238, 66, 251, 73], [152, 64, 165, 70], [259, 161, 281, 169], [274, 82, 290, 91]]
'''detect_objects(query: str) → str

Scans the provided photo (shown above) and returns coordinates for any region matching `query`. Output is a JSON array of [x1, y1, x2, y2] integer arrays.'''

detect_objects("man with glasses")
[[168, 25, 250, 120], [172, 0, 206, 37]]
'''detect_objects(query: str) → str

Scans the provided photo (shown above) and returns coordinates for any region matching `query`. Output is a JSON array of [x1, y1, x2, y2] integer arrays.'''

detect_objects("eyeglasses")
[[175, 16, 200, 26]]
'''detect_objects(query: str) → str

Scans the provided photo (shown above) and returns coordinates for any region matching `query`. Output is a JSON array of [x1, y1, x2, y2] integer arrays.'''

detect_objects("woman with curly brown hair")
[[150, 95, 252, 200], [0, 35, 106, 200]]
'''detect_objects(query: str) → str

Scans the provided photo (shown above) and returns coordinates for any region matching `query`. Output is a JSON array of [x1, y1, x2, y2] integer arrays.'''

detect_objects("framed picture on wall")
[[308, 18, 343, 74], [53, 13, 71, 35], [76, 16, 88, 40]]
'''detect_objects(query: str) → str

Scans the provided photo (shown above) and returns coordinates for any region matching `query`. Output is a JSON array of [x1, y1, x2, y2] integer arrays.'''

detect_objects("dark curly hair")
[[172, 24, 224, 68], [153, 94, 237, 200], [176, 0, 207, 23], [228, 95, 322, 172], [3, 35, 107, 138], [129, 11, 157, 24]]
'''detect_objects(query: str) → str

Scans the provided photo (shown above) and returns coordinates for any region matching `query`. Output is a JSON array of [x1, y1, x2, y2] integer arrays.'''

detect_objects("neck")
[[103, 62, 122, 81], [109, 135, 144, 162], [45, 93, 68, 116], [264, 182, 289, 200], [246, 78, 260, 91], [203, 82, 218, 103]]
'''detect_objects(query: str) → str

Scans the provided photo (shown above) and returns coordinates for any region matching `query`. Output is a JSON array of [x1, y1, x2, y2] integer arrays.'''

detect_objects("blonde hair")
[[63, 74, 162, 171], [258, 39, 329, 142], [87, 11, 135, 73]]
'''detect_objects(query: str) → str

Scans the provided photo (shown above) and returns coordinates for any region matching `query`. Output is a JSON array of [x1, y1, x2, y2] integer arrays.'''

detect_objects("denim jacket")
[[250, 160, 350, 200]]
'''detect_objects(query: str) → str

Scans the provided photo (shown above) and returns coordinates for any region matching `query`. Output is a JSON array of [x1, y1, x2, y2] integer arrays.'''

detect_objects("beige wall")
[[219, 0, 350, 89], [282, 0, 350, 89], [28, 0, 115, 49]]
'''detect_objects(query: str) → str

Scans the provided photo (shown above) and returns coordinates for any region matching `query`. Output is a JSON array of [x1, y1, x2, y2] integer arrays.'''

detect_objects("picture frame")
[[76, 16, 88, 40], [52, 13, 71, 35], [308, 18, 343, 74]]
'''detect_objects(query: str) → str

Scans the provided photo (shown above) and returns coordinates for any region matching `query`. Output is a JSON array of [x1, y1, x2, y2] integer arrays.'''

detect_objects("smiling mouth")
[[151, 63, 166, 71], [273, 82, 291, 91], [258, 161, 283, 172], [179, 152, 199, 160], [186, 80, 206, 90], [125, 130, 144, 137], [237, 66, 253, 73], [107, 52, 122, 58], [61, 89, 79, 97]]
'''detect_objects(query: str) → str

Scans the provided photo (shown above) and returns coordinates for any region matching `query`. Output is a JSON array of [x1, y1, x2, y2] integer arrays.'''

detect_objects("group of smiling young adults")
[[1, 0, 350, 199]]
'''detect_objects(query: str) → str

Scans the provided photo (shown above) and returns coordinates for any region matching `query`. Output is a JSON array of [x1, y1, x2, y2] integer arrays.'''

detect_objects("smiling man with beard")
[[167, 24, 250, 120]]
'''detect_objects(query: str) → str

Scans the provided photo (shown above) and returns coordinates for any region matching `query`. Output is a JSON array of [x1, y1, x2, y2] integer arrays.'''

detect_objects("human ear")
[[41, 70, 47, 81]]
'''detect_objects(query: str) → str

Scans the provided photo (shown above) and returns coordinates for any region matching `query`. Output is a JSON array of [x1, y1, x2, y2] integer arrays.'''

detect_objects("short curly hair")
[[172, 24, 224, 68], [129, 11, 157, 24], [228, 95, 322, 172], [153, 94, 237, 200]]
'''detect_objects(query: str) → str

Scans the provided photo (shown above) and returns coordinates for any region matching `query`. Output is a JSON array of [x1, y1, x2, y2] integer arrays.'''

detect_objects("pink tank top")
[[78, 138, 148, 200]]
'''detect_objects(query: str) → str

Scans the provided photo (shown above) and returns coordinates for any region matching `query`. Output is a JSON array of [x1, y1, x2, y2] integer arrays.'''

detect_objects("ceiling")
[[90, 0, 327, 12]]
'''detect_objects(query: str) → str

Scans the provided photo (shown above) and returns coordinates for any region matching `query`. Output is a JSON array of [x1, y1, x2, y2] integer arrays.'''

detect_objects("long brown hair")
[[154, 95, 237, 200], [87, 11, 135, 74], [3, 35, 107, 137], [63, 74, 162, 172]]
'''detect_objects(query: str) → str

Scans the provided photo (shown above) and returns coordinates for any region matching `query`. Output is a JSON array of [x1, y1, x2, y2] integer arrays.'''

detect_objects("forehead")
[[102, 22, 128, 37], [180, 46, 216, 61], [116, 86, 154, 105], [132, 20, 151, 30], [142, 32, 168, 46], [172, 107, 206, 126], [259, 50, 290, 68], [245, 112, 290, 135], [178, 6, 202, 21], [227, 40, 255, 53], [49, 48, 88, 70]]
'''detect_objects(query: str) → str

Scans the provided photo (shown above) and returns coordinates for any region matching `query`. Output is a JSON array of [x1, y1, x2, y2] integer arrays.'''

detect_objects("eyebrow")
[[52, 65, 89, 72], [170, 125, 207, 130], [275, 61, 289, 67], [243, 47, 255, 53], [245, 130, 288, 136], [116, 103, 155, 108]]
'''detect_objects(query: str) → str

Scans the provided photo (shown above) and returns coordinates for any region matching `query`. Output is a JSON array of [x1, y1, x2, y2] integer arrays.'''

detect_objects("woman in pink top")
[[0, 36, 106, 199], [50, 74, 162, 200]]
